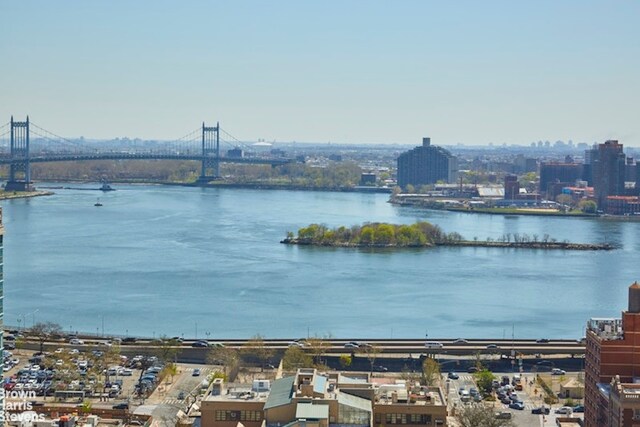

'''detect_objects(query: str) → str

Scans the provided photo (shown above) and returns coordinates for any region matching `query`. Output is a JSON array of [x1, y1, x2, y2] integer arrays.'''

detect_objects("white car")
[[120, 368, 133, 376], [551, 368, 566, 375], [69, 338, 84, 345]]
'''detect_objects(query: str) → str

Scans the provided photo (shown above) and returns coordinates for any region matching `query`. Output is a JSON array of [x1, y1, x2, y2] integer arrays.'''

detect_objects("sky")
[[2, 1, 640, 146]]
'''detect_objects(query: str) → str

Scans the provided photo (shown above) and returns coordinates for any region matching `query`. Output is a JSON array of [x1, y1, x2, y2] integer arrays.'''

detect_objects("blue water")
[[2, 184, 638, 340]]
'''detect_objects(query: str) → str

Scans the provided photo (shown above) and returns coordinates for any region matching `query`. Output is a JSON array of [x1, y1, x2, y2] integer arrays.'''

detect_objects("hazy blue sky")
[[2, 1, 639, 145]]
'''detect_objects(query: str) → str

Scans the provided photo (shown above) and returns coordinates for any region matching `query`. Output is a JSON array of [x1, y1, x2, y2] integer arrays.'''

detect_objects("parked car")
[[447, 372, 459, 380], [112, 403, 129, 410], [509, 401, 524, 410], [573, 405, 585, 413], [555, 406, 573, 414], [178, 391, 186, 400], [495, 412, 512, 420]]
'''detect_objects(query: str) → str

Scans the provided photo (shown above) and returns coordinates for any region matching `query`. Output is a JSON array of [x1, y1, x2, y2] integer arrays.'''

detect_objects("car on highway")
[[344, 342, 359, 349], [373, 365, 388, 372], [452, 338, 469, 344], [531, 406, 550, 415], [536, 338, 550, 343], [486, 344, 498, 349], [555, 406, 573, 414], [509, 401, 524, 410], [551, 368, 566, 375], [192, 368, 201, 377], [191, 341, 209, 348], [122, 337, 137, 344], [178, 391, 186, 400], [424, 341, 444, 349], [447, 372, 459, 380], [69, 338, 84, 345], [467, 366, 479, 373]]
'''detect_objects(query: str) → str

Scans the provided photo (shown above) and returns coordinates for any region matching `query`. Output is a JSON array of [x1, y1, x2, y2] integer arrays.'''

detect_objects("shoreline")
[[0, 190, 54, 201], [281, 238, 615, 251]]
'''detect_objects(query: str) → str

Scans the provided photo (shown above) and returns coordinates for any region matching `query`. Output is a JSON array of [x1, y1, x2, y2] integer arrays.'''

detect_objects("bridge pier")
[[5, 116, 34, 192], [197, 121, 220, 185]]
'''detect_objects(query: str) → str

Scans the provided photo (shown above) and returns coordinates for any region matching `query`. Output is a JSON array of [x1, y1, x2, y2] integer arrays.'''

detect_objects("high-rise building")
[[592, 140, 626, 209], [0, 208, 3, 415], [397, 138, 458, 189], [539, 162, 583, 199], [585, 282, 640, 427], [503, 175, 520, 200]]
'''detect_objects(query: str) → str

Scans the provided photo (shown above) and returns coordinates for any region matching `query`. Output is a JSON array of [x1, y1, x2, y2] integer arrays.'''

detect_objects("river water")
[[2, 183, 638, 340]]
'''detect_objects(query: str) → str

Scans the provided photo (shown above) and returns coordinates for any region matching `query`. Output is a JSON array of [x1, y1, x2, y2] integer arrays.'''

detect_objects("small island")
[[282, 221, 615, 251]]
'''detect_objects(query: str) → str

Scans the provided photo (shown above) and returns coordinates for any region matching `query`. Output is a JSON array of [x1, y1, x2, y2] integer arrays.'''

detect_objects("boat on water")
[[100, 181, 115, 191], [94, 198, 103, 207]]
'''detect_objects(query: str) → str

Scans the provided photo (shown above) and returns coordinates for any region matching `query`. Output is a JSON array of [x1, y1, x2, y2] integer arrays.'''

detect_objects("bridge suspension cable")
[[29, 121, 85, 151]]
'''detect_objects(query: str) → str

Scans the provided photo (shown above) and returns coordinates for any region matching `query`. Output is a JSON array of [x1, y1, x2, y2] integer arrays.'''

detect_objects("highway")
[[9, 333, 585, 357]]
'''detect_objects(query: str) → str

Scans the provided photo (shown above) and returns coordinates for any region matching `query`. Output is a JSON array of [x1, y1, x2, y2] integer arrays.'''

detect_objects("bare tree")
[[241, 334, 274, 372], [457, 404, 515, 427], [31, 322, 62, 353]]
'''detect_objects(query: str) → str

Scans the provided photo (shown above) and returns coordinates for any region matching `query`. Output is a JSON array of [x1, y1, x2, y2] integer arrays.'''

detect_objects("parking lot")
[[442, 370, 584, 426]]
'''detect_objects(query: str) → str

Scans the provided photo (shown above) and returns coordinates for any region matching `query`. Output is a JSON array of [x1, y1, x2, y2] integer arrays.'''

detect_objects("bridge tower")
[[197, 122, 220, 184], [5, 116, 33, 191]]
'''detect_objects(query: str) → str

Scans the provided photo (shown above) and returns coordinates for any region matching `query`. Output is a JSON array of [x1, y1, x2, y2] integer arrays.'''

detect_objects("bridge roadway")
[[26, 336, 585, 357], [0, 152, 293, 166]]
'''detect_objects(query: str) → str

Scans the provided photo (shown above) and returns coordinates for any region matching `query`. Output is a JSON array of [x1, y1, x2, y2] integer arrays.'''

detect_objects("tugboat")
[[100, 181, 115, 191], [94, 198, 103, 207]]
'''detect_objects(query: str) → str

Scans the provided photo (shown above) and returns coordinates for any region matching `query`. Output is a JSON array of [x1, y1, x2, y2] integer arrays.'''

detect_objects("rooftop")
[[587, 318, 623, 340]]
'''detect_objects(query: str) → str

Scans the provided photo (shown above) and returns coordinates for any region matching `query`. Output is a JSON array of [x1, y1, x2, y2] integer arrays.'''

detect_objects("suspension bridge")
[[0, 117, 295, 191]]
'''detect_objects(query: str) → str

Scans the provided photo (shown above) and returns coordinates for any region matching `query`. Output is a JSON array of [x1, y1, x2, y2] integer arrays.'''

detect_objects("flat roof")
[[296, 403, 329, 420]]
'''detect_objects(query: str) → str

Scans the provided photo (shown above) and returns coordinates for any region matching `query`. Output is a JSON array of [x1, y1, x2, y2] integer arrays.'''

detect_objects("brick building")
[[585, 282, 640, 426]]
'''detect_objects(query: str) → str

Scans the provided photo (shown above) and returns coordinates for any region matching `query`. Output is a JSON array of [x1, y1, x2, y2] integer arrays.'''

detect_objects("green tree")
[[374, 224, 395, 245], [80, 399, 92, 414], [339, 354, 352, 368], [282, 346, 313, 370], [359, 226, 375, 244], [578, 199, 597, 214], [456, 404, 515, 427], [473, 369, 495, 394], [405, 184, 415, 193], [421, 358, 441, 386]]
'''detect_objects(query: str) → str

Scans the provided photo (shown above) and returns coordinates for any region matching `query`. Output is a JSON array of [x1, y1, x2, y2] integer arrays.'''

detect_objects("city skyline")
[[2, 1, 639, 146]]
